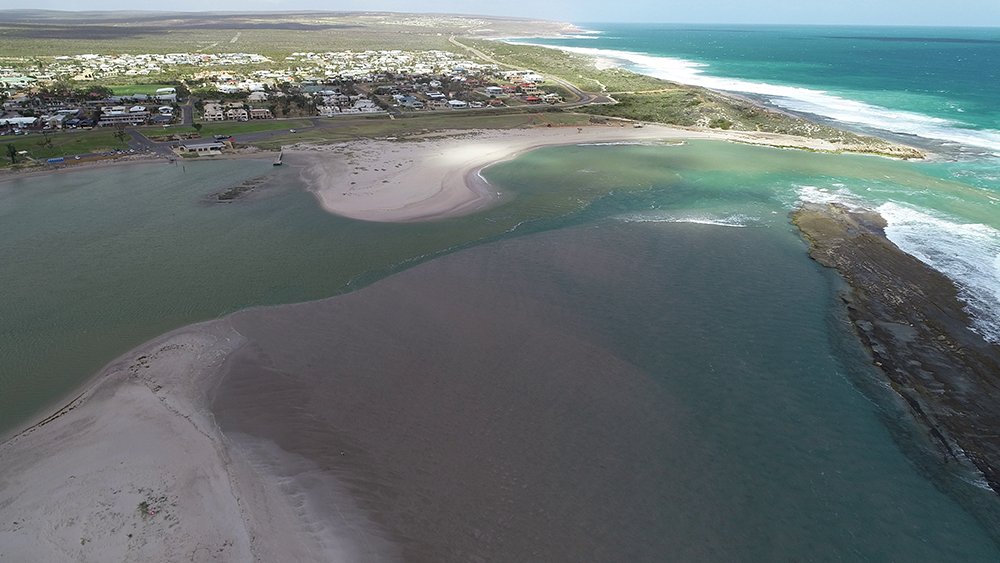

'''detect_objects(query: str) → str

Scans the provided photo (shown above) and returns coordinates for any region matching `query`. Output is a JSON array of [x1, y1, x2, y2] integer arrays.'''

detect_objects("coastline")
[[0, 317, 388, 561], [0, 149, 278, 185], [290, 123, 924, 223], [0, 321, 255, 561], [793, 203, 1000, 494], [0, 129, 989, 561]]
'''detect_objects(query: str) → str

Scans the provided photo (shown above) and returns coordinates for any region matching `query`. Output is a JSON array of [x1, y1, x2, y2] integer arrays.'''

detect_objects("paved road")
[[180, 98, 194, 127], [126, 128, 174, 157]]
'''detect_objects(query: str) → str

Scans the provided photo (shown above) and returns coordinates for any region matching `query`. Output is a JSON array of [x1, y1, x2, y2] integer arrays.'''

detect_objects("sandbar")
[[290, 123, 922, 223]]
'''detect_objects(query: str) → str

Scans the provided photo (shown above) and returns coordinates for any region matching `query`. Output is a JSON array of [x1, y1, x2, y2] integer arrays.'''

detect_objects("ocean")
[[519, 24, 1000, 156], [2, 24, 1000, 559], [518, 24, 1000, 344]]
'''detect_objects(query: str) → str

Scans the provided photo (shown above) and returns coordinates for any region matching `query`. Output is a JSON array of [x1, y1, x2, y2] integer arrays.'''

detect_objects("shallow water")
[[3, 140, 1000, 556], [212, 220, 1000, 560]]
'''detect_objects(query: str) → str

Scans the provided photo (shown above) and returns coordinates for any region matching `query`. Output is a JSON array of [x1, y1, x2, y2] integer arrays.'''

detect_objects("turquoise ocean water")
[[521, 24, 1000, 156], [1, 25, 1000, 558], [519, 24, 1000, 343]]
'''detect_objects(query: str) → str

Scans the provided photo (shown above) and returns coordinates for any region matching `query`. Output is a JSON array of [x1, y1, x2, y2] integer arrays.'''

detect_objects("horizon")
[[2, 6, 999, 28]]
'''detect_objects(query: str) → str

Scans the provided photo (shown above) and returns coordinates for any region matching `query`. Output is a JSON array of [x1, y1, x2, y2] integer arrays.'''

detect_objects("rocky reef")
[[793, 203, 1000, 494]]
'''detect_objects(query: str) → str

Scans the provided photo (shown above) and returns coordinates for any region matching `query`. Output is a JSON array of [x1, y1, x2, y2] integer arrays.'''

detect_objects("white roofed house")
[[178, 141, 226, 155], [154, 87, 177, 102]]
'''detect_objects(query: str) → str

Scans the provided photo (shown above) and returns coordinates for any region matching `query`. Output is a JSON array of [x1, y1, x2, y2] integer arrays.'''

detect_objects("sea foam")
[[511, 42, 1000, 153], [878, 202, 1000, 344], [619, 212, 757, 228]]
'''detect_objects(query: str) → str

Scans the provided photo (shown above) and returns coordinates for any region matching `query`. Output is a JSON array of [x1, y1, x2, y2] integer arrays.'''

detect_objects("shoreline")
[[0, 132, 990, 560], [289, 122, 925, 223], [793, 203, 1000, 495], [0, 149, 279, 185]]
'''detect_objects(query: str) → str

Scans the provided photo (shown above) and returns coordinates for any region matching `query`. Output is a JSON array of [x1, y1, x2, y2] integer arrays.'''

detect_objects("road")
[[126, 128, 175, 157], [447, 36, 614, 107]]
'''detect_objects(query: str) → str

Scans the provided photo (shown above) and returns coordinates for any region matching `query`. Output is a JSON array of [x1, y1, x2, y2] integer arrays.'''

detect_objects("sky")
[[21, 0, 1000, 27]]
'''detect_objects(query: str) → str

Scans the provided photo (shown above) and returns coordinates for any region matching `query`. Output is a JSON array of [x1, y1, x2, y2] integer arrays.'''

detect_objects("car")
[[289, 129, 297, 133]]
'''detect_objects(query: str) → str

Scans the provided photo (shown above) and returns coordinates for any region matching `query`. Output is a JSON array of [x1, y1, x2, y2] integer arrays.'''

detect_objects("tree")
[[37, 131, 53, 149], [6, 144, 17, 164], [113, 126, 129, 145], [192, 123, 203, 134], [174, 82, 191, 99]]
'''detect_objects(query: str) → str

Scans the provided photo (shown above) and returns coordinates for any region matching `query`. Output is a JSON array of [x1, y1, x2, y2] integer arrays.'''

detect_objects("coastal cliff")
[[793, 203, 1000, 493]]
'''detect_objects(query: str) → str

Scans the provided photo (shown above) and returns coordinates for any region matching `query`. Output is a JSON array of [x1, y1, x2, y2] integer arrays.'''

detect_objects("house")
[[179, 141, 226, 154], [447, 100, 468, 109], [0, 116, 38, 128], [225, 108, 248, 121], [484, 86, 504, 96], [154, 87, 177, 102], [524, 96, 542, 104], [249, 108, 273, 120], [247, 91, 268, 102], [202, 102, 225, 121]]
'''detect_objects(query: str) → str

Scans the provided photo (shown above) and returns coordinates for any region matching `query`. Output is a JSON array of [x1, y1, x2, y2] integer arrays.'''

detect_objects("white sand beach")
[[290, 123, 921, 223], [0, 321, 387, 562]]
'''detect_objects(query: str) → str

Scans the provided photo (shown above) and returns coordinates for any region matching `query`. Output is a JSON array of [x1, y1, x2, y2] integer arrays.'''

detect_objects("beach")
[[4, 19, 1000, 562], [290, 123, 924, 222]]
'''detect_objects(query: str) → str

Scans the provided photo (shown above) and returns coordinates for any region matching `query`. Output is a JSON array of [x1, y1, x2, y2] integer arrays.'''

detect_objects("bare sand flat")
[[0, 324, 253, 562], [0, 319, 393, 561], [289, 124, 912, 223]]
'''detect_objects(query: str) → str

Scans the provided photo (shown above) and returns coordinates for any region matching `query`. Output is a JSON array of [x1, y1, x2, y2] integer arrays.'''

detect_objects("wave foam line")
[[878, 202, 1000, 344], [619, 212, 756, 228], [513, 42, 1000, 153]]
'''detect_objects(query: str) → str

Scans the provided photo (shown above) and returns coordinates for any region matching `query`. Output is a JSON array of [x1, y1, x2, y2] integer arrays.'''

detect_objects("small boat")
[[273, 151, 283, 166]]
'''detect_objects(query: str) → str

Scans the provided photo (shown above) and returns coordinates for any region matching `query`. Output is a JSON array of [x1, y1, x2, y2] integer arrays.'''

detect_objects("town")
[[1, 46, 569, 163]]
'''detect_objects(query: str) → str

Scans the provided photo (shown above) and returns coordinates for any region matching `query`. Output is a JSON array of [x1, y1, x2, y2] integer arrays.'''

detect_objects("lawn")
[[246, 110, 592, 148], [0, 129, 127, 166], [109, 84, 175, 96], [145, 119, 313, 139]]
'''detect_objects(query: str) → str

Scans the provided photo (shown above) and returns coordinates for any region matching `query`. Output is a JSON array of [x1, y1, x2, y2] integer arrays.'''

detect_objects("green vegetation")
[[151, 119, 312, 139], [461, 39, 914, 152], [246, 111, 590, 148], [0, 129, 126, 166], [108, 84, 175, 96], [463, 40, 668, 93], [0, 12, 568, 59]]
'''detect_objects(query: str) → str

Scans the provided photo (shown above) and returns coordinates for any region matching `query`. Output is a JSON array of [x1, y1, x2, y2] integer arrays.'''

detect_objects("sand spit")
[[289, 124, 922, 223], [0, 223, 708, 562], [0, 319, 385, 562], [0, 323, 250, 561]]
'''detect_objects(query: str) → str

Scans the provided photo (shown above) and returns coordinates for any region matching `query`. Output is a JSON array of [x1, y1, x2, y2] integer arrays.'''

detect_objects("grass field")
[[246, 110, 592, 148], [0, 129, 126, 167], [147, 119, 313, 138], [109, 84, 175, 96]]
